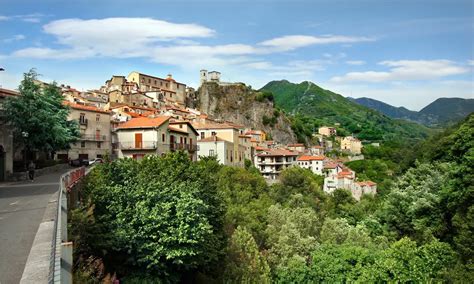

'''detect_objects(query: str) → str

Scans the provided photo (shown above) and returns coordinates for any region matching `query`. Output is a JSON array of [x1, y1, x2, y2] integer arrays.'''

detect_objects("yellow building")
[[318, 126, 337, 137], [341, 136, 362, 155]]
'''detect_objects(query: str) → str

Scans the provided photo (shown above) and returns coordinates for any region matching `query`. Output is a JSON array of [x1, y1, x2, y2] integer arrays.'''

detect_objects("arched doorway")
[[0, 145, 5, 181]]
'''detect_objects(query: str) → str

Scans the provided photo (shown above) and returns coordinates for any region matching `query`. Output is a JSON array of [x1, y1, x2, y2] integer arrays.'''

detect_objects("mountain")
[[260, 80, 431, 142], [348, 97, 419, 121], [418, 98, 474, 125], [352, 97, 474, 126]]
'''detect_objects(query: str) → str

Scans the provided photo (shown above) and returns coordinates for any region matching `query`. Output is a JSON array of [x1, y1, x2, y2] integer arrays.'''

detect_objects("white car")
[[88, 158, 104, 165]]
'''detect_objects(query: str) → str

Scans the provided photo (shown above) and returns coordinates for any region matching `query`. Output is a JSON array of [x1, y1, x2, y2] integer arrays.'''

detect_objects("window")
[[148, 78, 151, 83], [96, 114, 100, 121], [166, 83, 169, 88], [211, 131, 216, 136], [79, 113, 86, 124], [209, 149, 215, 156], [154, 80, 157, 85], [184, 137, 187, 144], [81, 141, 85, 148], [97, 142, 101, 148], [200, 132, 205, 139], [180, 137, 183, 144], [179, 124, 183, 128], [190, 138, 193, 145], [162, 133, 165, 142]]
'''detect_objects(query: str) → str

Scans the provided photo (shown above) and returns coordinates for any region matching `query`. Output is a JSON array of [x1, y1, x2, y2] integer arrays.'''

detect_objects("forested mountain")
[[352, 97, 474, 126], [260, 80, 431, 142], [349, 97, 419, 121]]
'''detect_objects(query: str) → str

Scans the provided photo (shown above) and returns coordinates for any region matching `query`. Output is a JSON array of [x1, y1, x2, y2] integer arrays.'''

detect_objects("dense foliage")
[[4, 69, 79, 156], [260, 80, 431, 142], [72, 115, 473, 282]]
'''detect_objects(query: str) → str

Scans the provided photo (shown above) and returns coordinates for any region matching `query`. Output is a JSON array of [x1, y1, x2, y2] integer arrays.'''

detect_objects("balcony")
[[119, 141, 158, 150], [170, 143, 199, 152], [80, 134, 107, 141]]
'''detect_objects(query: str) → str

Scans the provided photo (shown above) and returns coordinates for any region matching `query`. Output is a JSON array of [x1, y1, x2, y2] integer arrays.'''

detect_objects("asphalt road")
[[0, 170, 67, 284]]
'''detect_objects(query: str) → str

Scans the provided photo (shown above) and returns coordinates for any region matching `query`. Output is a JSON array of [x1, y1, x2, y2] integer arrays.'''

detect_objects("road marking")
[[9, 200, 19, 206]]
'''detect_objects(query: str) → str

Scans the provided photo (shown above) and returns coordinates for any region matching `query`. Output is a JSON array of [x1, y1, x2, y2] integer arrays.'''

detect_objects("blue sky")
[[0, 0, 472, 110]]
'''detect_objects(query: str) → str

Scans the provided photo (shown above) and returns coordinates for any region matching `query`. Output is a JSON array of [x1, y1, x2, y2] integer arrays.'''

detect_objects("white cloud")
[[331, 60, 469, 83], [3, 34, 25, 43], [346, 60, 365, 65], [10, 17, 374, 71], [0, 13, 46, 23], [468, 60, 474, 66], [258, 35, 374, 51]]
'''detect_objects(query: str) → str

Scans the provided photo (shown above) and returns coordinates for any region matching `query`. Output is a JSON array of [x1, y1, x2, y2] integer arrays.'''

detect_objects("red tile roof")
[[297, 155, 325, 161], [117, 116, 170, 129], [63, 101, 111, 114], [356, 181, 377, 186], [0, 88, 19, 97]]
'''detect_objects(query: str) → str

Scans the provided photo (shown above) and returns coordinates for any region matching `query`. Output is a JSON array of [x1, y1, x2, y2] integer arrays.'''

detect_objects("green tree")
[[4, 69, 79, 159], [80, 152, 225, 280], [224, 226, 271, 283]]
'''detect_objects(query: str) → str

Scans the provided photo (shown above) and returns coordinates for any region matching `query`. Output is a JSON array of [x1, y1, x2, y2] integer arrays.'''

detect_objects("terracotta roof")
[[312, 145, 324, 149], [124, 111, 142, 118], [288, 143, 304, 147], [256, 148, 299, 157], [239, 134, 251, 138], [117, 116, 170, 129], [255, 146, 269, 151], [168, 126, 188, 134], [198, 136, 228, 142], [169, 120, 199, 135], [63, 101, 111, 114], [357, 181, 377, 186], [324, 162, 339, 169], [0, 88, 19, 97], [297, 155, 325, 161], [250, 138, 257, 142]]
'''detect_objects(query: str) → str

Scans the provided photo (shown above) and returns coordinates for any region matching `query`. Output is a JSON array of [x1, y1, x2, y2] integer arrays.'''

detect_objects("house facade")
[[318, 126, 336, 136], [116, 116, 198, 161], [197, 136, 243, 166], [56, 102, 112, 161], [127, 72, 186, 105], [341, 136, 363, 154], [296, 155, 325, 175]]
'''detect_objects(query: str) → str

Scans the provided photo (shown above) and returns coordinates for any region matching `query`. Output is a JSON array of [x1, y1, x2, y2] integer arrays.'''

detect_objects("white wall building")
[[255, 148, 299, 180], [296, 155, 325, 175]]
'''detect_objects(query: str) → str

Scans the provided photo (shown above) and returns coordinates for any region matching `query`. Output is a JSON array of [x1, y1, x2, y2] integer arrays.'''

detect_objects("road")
[[0, 170, 68, 284]]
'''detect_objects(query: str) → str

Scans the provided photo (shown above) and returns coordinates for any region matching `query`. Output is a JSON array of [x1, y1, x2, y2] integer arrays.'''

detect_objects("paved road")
[[0, 170, 69, 284]]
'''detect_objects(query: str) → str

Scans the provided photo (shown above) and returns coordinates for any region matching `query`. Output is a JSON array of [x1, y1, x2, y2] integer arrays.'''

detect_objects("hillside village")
[[0, 70, 376, 201]]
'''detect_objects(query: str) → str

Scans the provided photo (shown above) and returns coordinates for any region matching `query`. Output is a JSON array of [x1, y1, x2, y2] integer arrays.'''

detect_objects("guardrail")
[[49, 166, 88, 283]]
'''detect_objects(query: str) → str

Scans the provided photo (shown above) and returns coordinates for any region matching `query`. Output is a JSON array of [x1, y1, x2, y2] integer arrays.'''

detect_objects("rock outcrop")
[[193, 82, 296, 144]]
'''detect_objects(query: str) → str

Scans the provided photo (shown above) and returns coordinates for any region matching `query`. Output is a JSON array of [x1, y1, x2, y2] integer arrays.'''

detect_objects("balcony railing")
[[170, 143, 199, 152], [119, 141, 158, 150], [80, 134, 107, 141]]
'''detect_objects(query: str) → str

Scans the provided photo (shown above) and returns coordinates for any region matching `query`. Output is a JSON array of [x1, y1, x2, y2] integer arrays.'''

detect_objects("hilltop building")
[[341, 136, 363, 154], [318, 126, 337, 137], [296, 155, 325, 175], [200, 69, 221, 85], [254, 148, 299, 180], [126, 72, 187, 105]]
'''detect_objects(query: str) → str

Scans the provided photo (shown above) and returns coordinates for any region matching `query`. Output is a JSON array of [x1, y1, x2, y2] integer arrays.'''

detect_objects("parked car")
[[69, 158, 89, 167], [88, 158, 104, 165]]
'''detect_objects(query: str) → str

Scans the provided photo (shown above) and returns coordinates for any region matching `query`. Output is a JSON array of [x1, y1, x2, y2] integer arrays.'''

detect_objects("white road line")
[[9, 200, 19, 206]]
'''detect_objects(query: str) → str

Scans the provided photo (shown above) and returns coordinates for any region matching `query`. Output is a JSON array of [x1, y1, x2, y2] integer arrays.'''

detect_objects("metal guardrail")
[[48, 166, 89, 284]]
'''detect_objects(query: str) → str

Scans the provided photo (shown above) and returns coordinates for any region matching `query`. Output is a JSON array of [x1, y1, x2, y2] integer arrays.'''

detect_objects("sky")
[[0, 0, 473, 110]]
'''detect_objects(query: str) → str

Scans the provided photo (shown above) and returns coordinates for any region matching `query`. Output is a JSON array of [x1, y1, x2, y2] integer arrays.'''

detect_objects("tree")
[[80, 152, 225, 280], [224, 226, 271, 283], [4, 69, 79, 159]]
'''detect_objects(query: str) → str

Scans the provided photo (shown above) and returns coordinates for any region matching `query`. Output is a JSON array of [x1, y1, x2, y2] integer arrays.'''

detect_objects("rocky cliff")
[[193, 82, 296, 144]]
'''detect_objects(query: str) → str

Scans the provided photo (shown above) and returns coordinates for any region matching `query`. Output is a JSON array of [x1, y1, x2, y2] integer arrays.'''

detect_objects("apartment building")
[[56, 102, 112, 161], [287, 143, 305, 153], [254, 148, 299, 180]]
